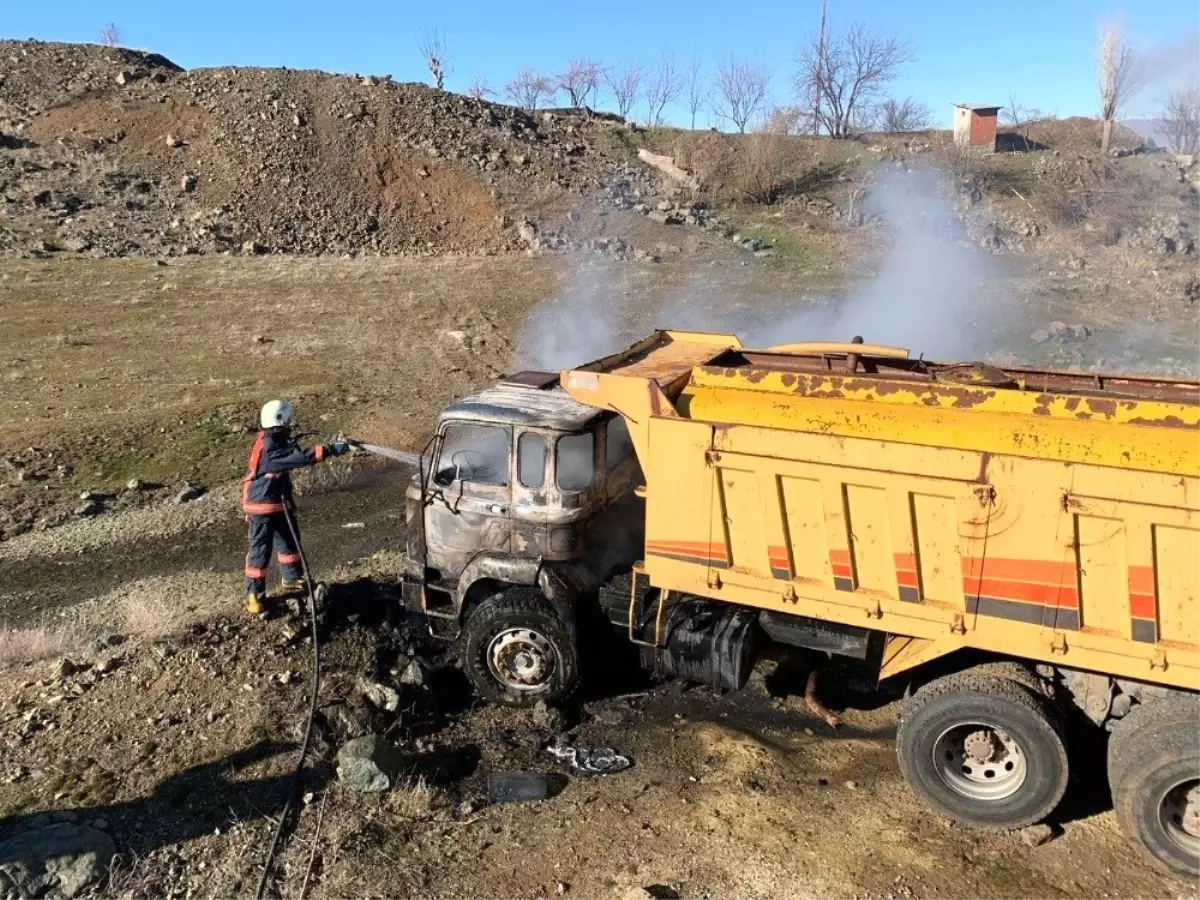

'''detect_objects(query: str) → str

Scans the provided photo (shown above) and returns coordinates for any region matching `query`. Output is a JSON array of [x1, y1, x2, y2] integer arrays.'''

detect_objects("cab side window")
[[518, 432, 547, 489], [556, 432, 594, 492], [605, 417, 633, 469]]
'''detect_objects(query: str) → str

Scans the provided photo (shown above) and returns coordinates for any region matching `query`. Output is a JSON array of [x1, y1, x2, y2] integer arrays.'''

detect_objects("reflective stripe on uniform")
[[244, 564, 267, 578], [277, 551, 301, 565], [314, 445, 325, 462], [241, 431, 288, 515]]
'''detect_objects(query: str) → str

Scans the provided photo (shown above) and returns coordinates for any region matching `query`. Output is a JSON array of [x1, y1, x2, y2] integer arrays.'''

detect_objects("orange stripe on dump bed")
[[962, 557, 1072, 586], [646, 540, 728, 560], [970, 578, 1079, 609], [1128, 565, 1156, 595], [1130, 594, 1157, 620]]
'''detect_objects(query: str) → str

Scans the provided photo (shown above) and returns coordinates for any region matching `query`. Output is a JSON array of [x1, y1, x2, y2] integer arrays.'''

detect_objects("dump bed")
[[564, 331, 1200, 689]]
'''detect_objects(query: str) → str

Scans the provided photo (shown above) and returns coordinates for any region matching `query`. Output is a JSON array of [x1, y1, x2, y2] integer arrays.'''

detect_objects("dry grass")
[[0, 255, 558, 447], [0, 626, 75, 670], [384, 777, 436, 820]]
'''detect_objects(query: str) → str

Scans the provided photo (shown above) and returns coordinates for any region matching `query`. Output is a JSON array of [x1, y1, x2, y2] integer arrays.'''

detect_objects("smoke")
[[1138, 30, 1200, 87], [514, 163, 1011, 370]]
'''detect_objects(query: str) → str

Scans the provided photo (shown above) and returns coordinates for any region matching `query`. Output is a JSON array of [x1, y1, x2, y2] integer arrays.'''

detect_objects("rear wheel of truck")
[[897, 671, 1068, 828], [1107, 698, 1200, 878], [462, 590, 579, 707]]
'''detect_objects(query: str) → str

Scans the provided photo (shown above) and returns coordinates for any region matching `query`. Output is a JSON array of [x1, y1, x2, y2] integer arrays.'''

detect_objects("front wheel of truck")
[[1108, 697, 1200, 878], [462, 590, 580, 707], [897, 671, 1069, 829]]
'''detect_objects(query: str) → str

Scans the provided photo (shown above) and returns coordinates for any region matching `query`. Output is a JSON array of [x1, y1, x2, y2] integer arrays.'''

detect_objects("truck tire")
[[462, 590, 580, 707], [897, 672, 1068, 828], [1107, 698, 1200, 878]]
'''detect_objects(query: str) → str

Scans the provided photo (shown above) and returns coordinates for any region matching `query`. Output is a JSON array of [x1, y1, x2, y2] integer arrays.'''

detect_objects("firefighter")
[[242, 400, 350, 614]]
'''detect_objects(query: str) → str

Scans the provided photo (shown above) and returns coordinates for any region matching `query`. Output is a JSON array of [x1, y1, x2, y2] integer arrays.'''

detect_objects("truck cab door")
[[424, 422, 512, 578]]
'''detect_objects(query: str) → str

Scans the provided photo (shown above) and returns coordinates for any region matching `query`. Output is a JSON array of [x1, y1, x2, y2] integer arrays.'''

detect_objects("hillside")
[[1, 40, 685, 258]]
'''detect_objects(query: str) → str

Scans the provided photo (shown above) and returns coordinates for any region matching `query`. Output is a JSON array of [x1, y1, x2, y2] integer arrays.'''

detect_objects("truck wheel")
[[897, 672, 1068, 828], [462, 591, 579, 707], [1108, 698, 1200, 878]]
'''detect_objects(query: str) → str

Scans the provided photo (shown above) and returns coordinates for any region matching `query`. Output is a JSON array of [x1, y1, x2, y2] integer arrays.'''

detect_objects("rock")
[[115, 70, 132, 85], [843, 779, 858, 790], [124, 478, 144, 491], [357, 677, 400, 712], [1030, 321, 1090, 345], [0, 823, 116, 898], [1020, 823, 1054, 847], [59, 236, 92, 253], [336, 734, 406, 792], [174, 484, 204, 504], [399, 659, 425, 686], [165, 133, 183, 149], [517, 218, 539, 248], [532, 699, 565, 731], [442, 329, 470, 348], [622, 890, 654, 900], [74, 499, 101, 517], [56, 658, 78, 679], [242, 240, 265, 255], [317, 702, 372, 744], [181, 174, 197, 193]]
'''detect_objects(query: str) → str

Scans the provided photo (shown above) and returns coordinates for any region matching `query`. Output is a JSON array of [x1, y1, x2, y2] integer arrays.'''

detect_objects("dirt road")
[[0, 460, 412, 628]]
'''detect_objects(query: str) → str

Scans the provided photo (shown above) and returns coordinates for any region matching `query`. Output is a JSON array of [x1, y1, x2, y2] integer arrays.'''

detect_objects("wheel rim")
[[1159, 778, 1200, 856], [486, 627, 555, 693], [932, 722, 1029, 801]]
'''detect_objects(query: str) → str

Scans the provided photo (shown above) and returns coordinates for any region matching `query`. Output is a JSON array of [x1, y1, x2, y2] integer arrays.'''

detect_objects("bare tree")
[[712, 57, 772, 134], [1002, 92, 1044, 151], [644, 53, 683, 126], [98, 22, 121, 47], [879, 96, 932, 132], [684, 56, 707, 130], [556, 58, 601, 108], [1097, 23, 1144, 153], [1160, 86, 1200, 155], [467, 73, 495, 101], [796, 22, 914, 138], [764, 104, 805, 136], [505, 70, 553, 111], [417, 28, 451, 91], [604, 63, 642, 121]]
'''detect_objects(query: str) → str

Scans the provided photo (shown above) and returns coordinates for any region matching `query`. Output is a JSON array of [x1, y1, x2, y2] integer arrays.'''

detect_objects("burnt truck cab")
[[401, 371, 643, 701]]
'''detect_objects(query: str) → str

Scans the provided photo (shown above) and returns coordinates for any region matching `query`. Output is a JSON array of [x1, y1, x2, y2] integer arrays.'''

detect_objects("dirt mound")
[[1, 40, 682, 258], [0, 39, 180, 127]]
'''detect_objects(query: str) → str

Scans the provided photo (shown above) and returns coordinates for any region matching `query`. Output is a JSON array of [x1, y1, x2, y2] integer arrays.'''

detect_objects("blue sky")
[[4, 0, 1198, 127]]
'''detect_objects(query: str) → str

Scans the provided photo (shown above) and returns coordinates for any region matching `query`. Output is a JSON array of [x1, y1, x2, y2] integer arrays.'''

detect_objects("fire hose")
[[255, 438, 420, 896], [255, 503, 322, 900], [255, 438, 424, 896]]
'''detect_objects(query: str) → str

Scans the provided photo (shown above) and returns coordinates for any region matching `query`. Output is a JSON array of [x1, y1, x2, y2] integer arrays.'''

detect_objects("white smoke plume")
[[515, 163, 1012, 370]]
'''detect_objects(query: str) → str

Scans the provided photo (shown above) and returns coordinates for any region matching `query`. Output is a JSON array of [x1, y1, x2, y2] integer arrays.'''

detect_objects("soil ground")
[[1, 249, 1197, 898]]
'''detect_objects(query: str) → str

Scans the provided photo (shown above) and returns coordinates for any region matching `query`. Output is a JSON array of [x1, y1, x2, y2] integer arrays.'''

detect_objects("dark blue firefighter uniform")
[[241, 429, 343, 595]]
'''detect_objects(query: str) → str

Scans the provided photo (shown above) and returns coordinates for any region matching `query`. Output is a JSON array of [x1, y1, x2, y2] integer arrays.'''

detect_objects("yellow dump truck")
[[401, 330, 1198, 877]]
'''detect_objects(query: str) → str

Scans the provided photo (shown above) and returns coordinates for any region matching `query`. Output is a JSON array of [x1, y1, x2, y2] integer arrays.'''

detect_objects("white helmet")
[[259, 399, 295, 429]]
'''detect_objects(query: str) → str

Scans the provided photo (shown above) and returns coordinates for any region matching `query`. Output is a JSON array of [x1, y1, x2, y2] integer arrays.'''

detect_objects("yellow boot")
[[246, 593, 264, 615], [280, 578, 308, 594]]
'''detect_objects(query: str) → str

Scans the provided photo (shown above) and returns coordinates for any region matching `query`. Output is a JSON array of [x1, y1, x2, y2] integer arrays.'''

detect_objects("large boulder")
[[0, 823, 115, 898], [336, 735, 407, 793]]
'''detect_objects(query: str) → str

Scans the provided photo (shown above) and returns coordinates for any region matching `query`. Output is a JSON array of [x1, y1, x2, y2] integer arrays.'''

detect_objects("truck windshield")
[[556, 432, 594, 492], [436, 423, 509, 486]]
